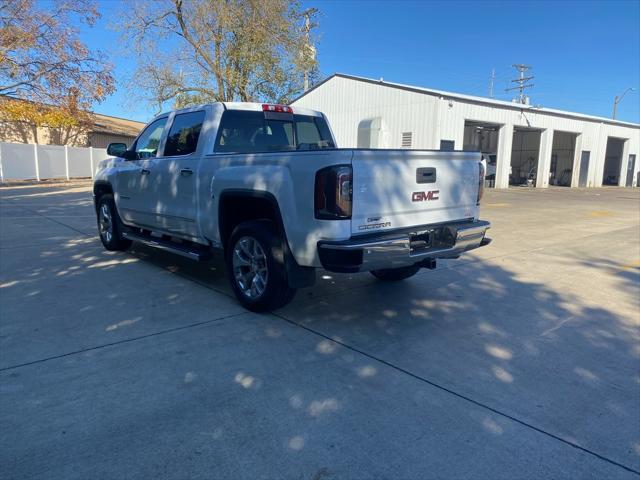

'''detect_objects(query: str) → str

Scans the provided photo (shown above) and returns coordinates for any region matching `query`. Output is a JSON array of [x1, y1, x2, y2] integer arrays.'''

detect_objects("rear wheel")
[[226, 220, 296, 312], [370, 264, 420, 281], [96, 194, 132, 251]]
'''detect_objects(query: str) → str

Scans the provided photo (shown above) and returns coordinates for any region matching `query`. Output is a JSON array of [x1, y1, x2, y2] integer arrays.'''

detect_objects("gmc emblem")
[[412, 190, 440, 202]]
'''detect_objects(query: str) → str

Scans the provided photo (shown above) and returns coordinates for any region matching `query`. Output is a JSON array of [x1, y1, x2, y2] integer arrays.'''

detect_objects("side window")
[[133, 117, 167, 159], [164, 111, 206, 157], [216, 111, 264, 153]]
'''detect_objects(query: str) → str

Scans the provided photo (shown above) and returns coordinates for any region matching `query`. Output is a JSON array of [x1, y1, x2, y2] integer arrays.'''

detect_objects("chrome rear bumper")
[[318, 220, 491, 273]]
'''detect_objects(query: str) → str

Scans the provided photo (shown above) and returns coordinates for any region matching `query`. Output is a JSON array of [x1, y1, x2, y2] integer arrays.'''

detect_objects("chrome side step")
[[123, 231, 212, 261]]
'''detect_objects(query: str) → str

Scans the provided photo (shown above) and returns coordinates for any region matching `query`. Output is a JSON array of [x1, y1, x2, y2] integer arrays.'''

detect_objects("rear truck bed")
[[318, 149, 491, 273]]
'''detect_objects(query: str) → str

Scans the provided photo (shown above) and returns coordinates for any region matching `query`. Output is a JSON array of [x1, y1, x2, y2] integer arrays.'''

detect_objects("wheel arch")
[[93, 181, 114, 212], [218, 189, 285, 249], [218, 189, 315, 289]]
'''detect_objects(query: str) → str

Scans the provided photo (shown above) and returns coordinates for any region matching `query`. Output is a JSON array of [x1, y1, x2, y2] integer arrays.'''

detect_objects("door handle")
[[140, 168, 151, 175], [180, 168, 193, 177]]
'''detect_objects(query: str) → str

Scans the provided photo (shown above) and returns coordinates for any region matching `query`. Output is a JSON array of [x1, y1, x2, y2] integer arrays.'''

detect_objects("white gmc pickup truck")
[[94, 102, 491, 311]]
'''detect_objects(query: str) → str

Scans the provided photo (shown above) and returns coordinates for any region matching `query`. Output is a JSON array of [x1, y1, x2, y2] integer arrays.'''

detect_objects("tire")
[[370, 264, 421, 281], [96, 194, 132, 251], [225, 220, 296, 312]]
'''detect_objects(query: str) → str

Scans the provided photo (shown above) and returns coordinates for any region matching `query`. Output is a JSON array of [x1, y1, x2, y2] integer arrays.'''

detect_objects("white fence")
[[0, 142, 110, 182]]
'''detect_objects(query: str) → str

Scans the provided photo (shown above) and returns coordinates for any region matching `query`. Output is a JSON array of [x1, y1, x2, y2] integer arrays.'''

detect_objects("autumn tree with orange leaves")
[[0, 0, 114, 144]]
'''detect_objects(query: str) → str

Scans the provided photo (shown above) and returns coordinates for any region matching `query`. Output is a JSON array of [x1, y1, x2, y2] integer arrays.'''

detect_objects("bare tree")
[[119, 0, 319, 109]]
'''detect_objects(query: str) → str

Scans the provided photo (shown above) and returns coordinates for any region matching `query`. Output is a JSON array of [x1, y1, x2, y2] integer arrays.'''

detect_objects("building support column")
[[495, 123, 513, 188], [537, 129, 554, 188], [593, 124, 606, 187], [570, 134, 583, 188], [619, 138, 630, 187]]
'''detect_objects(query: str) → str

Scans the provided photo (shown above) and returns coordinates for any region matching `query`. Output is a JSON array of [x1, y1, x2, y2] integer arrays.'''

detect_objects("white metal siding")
[[294, 76, 640, 188]]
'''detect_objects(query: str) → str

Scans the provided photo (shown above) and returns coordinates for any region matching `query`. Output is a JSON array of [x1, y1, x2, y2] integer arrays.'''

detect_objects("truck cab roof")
[[156, 102, 323, 119], [223, 102, 323, 117]]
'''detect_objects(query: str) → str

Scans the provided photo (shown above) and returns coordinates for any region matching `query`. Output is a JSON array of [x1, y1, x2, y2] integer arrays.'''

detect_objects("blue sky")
[[81, 0, 640, 123]]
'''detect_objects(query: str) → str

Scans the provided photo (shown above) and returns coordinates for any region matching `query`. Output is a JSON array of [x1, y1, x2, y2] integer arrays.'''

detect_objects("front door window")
[[133, 118, 168, 159]]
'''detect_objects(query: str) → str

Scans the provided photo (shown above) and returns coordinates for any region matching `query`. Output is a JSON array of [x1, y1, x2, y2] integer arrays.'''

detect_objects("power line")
[[506, 64, 534, 104]]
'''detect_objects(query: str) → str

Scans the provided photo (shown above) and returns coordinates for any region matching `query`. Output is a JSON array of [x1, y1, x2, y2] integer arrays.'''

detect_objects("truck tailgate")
[[351, 150, 480, 235]]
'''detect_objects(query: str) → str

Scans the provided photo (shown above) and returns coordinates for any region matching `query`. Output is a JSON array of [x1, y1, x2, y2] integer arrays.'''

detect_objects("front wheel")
[[370, 264, 421, 281], [96, 194, 132, 251], [225, 220, 296, 312]]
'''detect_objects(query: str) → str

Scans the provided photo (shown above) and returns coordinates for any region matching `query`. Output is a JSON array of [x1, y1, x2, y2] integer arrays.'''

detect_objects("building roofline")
[[92, 111, 146, 126], [0, 94, 146, 129], [292, 73, 640, 129]]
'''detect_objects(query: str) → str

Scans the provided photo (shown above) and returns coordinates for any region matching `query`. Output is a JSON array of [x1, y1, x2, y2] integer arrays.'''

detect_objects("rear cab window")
[[215, 110, 335, 153]]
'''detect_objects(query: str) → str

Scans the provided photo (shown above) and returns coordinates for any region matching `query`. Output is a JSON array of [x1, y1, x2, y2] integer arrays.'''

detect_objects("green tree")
[[120, 0, 319, 110]]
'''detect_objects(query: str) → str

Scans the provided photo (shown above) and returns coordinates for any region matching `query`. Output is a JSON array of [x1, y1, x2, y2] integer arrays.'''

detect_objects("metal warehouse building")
[[292, 74, 640, 189]]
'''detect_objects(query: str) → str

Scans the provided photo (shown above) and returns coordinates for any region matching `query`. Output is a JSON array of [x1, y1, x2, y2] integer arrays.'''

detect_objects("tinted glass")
[[314, 116, 335, 148], [164, 111, 205, 157], [216, 110, 293, 153], [134, 117, 167, 159], [295, 114, 335, 150], [295, 115, 323, 148], [215, 110, 334, 153]]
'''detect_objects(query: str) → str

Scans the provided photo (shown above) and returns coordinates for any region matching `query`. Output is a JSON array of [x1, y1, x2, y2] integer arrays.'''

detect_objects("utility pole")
[[302, 8, 318, 92], [506, 64, 534, 104], [488, 68, 495, 98], [612, 87, 636, 119]]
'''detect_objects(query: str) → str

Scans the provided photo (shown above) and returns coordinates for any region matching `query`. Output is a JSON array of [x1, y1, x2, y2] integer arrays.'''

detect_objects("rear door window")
[[164, 111, 205, 157]]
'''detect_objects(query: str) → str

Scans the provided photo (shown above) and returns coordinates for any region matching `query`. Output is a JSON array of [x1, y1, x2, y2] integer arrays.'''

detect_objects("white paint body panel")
[[351, 150, 480, 236]]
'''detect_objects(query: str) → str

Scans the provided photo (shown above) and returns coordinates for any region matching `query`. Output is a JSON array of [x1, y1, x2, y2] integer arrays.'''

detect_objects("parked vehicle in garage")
[[484, 153, 497, 177], [483, 153, 497, 187], [94, 103, 491, 311]]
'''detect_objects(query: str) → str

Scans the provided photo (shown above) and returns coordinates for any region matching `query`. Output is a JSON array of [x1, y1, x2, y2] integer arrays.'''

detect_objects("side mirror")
[[107, 142, 127, 157]]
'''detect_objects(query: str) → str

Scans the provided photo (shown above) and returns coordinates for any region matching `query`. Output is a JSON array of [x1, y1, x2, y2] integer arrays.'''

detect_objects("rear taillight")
[[477, 161, 486, 205], [315, 165, 352, 220]]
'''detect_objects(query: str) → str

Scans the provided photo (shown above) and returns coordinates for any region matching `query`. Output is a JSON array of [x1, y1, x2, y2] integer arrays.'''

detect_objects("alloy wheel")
[[99, 203, 113, 243], [232, 236, 268, 299]]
